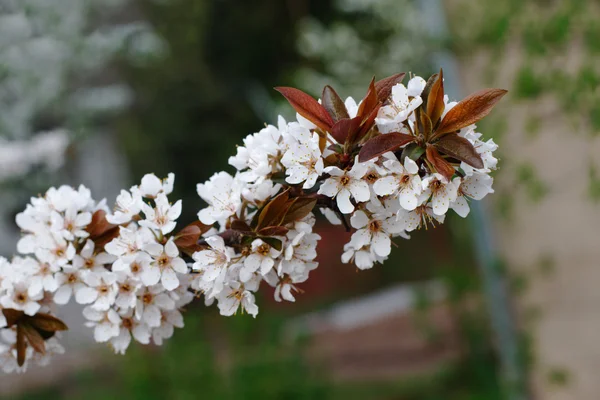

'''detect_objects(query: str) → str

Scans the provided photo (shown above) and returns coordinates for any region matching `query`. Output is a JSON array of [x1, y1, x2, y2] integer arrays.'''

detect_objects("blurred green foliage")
[[515, 163, 548, 203], [513, 66, 544, 100]]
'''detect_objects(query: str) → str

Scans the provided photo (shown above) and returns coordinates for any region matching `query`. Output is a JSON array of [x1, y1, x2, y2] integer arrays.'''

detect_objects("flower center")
[[122, 317, 133, 330], [401, 174, 411, 184], [143, 293, 154, 304], [257, 244, 271, 256], [157, 255, 170, 268], [340, 176, 351, 186], [85, 258, 95, 269], [130, 262, 140, 273], [301, 160, 315, 170], [40, 263, 50, 274], [368, 220, 382, 232], [431, 179, 443, 192], [16, 293, 27, 303], [156, 214, 168, 226], [365, 172, 379, 184]]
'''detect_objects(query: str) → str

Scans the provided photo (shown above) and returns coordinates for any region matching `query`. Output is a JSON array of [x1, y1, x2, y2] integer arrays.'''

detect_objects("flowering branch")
[[0, 70, 505, 372]]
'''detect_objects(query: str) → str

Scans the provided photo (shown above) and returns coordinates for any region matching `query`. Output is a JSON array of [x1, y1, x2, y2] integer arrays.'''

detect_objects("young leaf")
[[358, 132, 415, 162], [330, 117, 361, 144], [433, 134, 484, 169], [256, 190, 291, 230], [322, 85, 349, 122], [434, 88, 508, 137], [421, 73, 439, 107], [281, 197, 317, 225], [400, 143, 426, 163], [259, 237, 283, 252], [351, 102, 381, 144], [275, 87, 334, 132], [27, 313, 69, 333], [426, 145, 456, 181], [418, 109, 433, 139], [375, 72, 406, 103], [21, 322, 46, 355], [357, 78, 378, 122], [258, 226, 289, 237], [426, 69, 445, 125]]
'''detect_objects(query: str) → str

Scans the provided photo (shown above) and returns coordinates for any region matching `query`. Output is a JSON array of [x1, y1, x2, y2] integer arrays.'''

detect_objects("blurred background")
[[0, 0, 598, 399]]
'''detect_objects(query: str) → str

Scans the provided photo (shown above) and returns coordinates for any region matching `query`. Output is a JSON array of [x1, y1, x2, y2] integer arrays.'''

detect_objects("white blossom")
[[373, 157, 422, 210], [216, 283, 258, 318], [240, 239, 281, 282], [197, 172, 242, 225], [134, 285, 176, 328], [142, 239, 187, 291], [375, 77, 425, 133], [451, 172, 494, 217], [318, 160, 370, 214], [421, 174, 460, 216], [139, 193, 182, 235], [83, 307, 121, 343]]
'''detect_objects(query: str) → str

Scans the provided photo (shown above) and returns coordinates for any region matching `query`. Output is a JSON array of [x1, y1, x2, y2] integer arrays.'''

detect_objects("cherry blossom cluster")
[[0, 71, 505, 373], [0, 176, 194, 372]]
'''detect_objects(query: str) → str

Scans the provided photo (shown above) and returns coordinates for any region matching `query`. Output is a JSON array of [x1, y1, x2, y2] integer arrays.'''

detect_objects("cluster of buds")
[[0, 70, 505, 372]]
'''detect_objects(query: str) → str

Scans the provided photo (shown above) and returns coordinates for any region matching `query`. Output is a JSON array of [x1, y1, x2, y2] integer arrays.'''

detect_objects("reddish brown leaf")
[[21, 322, 46, 355], [275, 87, 334, 132], [256, 190, 291, 230], [28, 313, 68, 333], [357, 78, 378, 121], [95, 229, 120, 252], [418, 109, 433, 139], [281, 197, 317, 225], [358, 132, 415, 162], [322, 85, 349, 122], [230, 219, 252, 233], [426, 69, 445, 125], [86, 210, 116, 239], [86, 210, 120, 252], [426, 145, 456, 181], [258, 226, 289, 237], [433, 134, 484, 169], [421, 73, 439, 106], [218, 230, 244, 247], [16, 324, 26, 366], [374, 72, 406, 103], [351, 102, 381, 144], [330, 117, 361, 144], [2, 309, 24, 327], [174, 221, 212, 250], [434, 88, 508, 138]]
